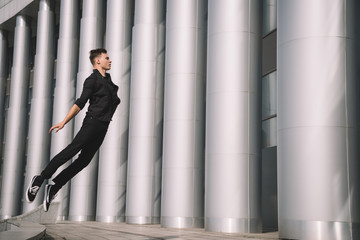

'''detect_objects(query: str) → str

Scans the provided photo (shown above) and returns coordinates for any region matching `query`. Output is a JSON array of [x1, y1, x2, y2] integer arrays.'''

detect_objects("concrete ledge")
[[0, 220, 46, 240], [14, 201, 60, 224], [0, 202, 59, 240]]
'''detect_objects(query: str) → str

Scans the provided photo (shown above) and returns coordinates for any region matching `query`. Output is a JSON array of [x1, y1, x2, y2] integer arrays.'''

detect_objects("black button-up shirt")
[[75, 69, 121, 122]]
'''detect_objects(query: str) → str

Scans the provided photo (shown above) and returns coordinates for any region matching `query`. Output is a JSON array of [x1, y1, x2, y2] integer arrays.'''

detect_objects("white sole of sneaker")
[[43, 184, 50, 212], [43, 201, 48, 211], [25, 176, 36, 203], [43, 200, 49, 211]]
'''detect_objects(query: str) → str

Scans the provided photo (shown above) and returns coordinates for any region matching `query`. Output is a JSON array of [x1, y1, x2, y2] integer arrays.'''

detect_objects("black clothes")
[[41, 116, 109, 186], [41, 70, 120, 188], [75, 69, 121, 122]]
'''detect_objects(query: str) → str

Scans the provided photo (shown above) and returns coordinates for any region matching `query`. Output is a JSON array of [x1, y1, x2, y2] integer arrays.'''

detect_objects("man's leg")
[[27, 116, 93, 203], [43, 119, 109, 211], [51, 119, 109, 188], [41, 116, 95, 179]]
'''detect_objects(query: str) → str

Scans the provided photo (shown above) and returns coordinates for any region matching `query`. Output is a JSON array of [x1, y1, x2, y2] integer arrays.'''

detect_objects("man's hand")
[[49, 104, 81, 134], [49, 122, 65, 134]]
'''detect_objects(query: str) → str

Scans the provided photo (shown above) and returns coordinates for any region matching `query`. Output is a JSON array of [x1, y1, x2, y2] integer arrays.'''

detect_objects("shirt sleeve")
[[74, 77, 95, 109]]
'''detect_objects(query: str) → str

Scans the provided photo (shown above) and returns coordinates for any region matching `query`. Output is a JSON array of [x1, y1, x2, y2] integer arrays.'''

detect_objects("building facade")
[[0, 0, 359, 239]]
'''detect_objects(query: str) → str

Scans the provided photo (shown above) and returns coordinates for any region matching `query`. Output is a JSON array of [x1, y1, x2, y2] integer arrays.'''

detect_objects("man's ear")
[[96, 57, 100, 65]]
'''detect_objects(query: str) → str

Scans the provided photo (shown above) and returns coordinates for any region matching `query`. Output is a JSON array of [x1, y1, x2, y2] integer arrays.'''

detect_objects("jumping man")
[[26, 48, 120, 211]]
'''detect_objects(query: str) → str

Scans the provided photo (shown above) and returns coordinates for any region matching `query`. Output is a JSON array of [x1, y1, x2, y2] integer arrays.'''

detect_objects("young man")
[[26, 48, 120, 211]]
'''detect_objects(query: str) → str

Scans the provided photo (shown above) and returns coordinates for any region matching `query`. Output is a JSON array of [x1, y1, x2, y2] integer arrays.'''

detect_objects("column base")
[[96, 216, 125, 223], [279, 219, 360, 240], [126, 216, 160, 224], [56, 215, 68, 221], [0, 215, 12, 220], [68, 215, 95, 221], [205, 217, 262, 233], [161, 216, 204, 228]]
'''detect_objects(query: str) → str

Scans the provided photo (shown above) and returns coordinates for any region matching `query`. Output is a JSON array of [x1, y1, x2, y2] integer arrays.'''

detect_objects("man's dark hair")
[[89, 48, 107, 65]]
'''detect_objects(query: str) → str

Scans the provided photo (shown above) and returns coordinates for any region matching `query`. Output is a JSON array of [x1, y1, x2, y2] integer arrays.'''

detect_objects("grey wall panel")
[[0, 15, 31, 219], [0, 30, 7, 163], [126, 0, 166, 224], [261, 146, 278, 231], [262, 31, 277, 75], [96, 0, 134, 223], [49, 0, 80, 221], [347, 0, 360, 233], [161, 0, 207, 229], [278, 0, 360, 239], [205, 0, 262, 233], [68, 0, 105, 222], [23, 0, 55, 213]]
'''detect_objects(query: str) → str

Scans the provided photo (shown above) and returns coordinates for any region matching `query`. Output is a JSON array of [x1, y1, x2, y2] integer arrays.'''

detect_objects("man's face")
[[96, 53, 112, 70]]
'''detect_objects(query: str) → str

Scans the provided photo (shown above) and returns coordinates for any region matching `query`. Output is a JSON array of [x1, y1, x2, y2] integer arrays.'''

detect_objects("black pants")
[[41, 116, 109, 187]]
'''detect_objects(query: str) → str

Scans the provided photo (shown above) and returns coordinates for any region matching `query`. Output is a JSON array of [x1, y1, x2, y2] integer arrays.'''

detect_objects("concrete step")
[[0, 201, 59, 240]]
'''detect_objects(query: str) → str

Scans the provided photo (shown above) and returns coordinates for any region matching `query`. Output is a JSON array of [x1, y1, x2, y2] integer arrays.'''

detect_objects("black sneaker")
[[26, 175, 44, 203], [43, 184, 59, 212]]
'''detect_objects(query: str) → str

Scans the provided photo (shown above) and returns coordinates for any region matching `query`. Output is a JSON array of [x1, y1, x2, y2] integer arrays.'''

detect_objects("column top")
[[16, 15, 30, 27], [39, 0, 55, 11]]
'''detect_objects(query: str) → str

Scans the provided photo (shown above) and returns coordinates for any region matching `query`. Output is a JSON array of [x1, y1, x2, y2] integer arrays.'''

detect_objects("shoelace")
[[29, 186, 39, 195]]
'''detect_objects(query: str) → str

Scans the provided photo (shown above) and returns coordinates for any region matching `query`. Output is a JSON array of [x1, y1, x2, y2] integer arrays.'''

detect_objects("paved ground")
[[43, 221, 279, 240]]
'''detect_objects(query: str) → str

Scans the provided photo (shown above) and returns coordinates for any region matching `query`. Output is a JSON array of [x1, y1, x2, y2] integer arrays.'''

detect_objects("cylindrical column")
[[126, 0, 166, 224], [0, 15, 31, 219], [161, 0, 207, 229], [68, 0, 105, 221], [23, 0, 55, 213], [0, 30, 7, 162], [49, 0, 80, 221], [278, 1, 360, 239], [262, 0, 277, 35], [205, 0, 262, 233], [96, 0, 134, 223]]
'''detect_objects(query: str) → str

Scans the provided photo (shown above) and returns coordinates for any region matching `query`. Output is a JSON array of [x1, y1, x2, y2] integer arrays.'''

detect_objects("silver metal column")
[[161, 0, 207, 229], [96, 0, 134, 223], [126, 0, 166, 224], [50, 0, 80, 221], [68, 0, 105, 222], [262, 0, 277, 35], [0, 30, 7, 161], [205, 0, 262, 233], [0, 15, 31, 219], [278, 0, 360, 239], [23, 0, 55, 213]]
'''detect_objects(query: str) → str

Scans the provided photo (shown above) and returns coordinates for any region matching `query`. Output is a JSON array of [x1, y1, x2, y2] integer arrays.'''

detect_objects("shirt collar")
[[93, 69, 110, 79]]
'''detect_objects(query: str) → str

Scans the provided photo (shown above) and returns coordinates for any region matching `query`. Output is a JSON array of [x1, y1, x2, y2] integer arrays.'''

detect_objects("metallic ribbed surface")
[[0, 30, 7, 163], [50, 0, 80, 221], [126, 0, 166, 224], [96, 0, 134, 223], [277, 0, 360, 239], [0, 15, 31, 219], [68, 0, 105, 222], [23, 0, 55, 213], [161, 0, 207, 229], [205, 0, 262, 233]]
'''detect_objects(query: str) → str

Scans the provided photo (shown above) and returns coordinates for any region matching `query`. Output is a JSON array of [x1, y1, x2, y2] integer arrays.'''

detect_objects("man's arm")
[[49, 104, 81, 133]]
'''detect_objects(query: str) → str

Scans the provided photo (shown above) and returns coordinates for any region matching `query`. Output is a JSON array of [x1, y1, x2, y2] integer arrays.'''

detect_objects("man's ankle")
[[52, 183, 62, 193]]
